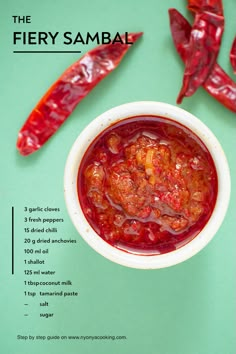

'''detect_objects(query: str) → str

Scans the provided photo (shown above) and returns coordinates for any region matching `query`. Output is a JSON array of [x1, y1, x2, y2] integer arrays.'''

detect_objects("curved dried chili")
[[17, 32, 143, 156], [177, 0, 224, 103], [187, 0, 223, 15], [230, 36, 236, 73], [169, 8, 236, 113]]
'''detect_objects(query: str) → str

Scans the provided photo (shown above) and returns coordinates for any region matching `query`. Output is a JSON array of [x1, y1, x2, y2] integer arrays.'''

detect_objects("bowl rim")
[[64, 101, 231, 269]]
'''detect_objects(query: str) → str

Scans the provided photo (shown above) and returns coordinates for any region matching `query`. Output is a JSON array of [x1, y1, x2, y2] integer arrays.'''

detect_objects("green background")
[[1, 0, 235, 353]]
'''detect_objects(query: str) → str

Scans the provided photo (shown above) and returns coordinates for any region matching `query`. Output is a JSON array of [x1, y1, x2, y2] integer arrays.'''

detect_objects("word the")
[[12, 16, 31, 23]]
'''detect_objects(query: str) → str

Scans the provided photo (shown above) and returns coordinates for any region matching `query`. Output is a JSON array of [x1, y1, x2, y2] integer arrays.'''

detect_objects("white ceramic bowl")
[[64, 102, 231, 269]]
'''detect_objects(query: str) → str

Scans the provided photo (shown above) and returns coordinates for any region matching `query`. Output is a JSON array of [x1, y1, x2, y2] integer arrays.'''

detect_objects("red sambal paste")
[[78, 116, 218, 254]]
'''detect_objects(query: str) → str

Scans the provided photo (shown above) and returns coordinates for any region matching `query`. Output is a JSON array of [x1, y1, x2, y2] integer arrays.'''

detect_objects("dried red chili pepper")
[[17, 32, 143, 156], [187, 0, 223, 15], [169, 8, 236, 113], [176, 0, 224, 103], [230, 36, 236, 73]]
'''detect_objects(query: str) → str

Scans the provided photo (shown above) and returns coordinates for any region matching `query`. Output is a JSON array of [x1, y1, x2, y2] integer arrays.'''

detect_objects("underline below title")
[[13, 50, 82, 53]]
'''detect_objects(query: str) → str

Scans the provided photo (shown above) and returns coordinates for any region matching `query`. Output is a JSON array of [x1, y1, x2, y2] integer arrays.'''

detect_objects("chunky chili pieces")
[[78, 117, 218, 254]]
